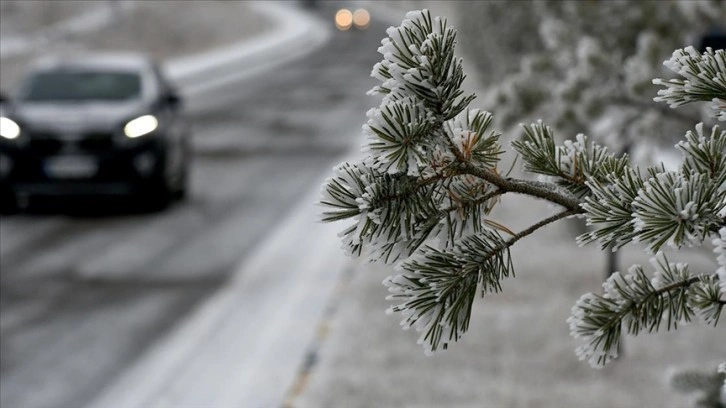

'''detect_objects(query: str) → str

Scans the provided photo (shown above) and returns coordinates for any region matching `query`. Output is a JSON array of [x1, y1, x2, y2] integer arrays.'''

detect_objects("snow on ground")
[[0, 0, 96, 39], [168, 2, 331, 96], [1, 1, 117, 58], [0, 0, 272, 90]]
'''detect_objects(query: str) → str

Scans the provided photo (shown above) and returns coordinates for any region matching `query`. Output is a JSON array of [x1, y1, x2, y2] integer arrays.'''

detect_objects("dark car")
[[0, 53, 190, 211]]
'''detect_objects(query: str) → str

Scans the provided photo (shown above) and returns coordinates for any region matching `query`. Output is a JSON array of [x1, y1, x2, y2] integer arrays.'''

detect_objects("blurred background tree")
[[453, 0, 725, 161]]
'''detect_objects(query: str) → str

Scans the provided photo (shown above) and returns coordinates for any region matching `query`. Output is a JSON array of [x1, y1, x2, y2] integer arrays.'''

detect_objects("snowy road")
[[0, 5, 383, 408]]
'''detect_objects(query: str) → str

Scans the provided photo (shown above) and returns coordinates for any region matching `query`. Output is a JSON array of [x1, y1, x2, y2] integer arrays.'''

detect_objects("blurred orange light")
[[353, 9, 370, 30], [335, 9, 353, 31]]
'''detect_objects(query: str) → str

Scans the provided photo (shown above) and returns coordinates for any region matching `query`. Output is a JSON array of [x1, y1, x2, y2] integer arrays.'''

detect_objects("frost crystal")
[[363, 97, 434, 176], [554, 134, 587, 179], [567, 290, 622, 368], [653, 47, 726, 120], [633, 171, 722, 252]]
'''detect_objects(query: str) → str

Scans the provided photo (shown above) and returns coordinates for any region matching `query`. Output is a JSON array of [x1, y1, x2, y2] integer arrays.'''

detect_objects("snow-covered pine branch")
[[567, 252, 721, 367], [578, 123, 725, 255], [653, 47, 726, 121], [511, 120, 629, 199], [320, 9, 725, 387]]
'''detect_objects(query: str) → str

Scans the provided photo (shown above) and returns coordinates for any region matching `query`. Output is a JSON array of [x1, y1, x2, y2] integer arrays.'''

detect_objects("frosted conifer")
[[320, 8, 725, 398]]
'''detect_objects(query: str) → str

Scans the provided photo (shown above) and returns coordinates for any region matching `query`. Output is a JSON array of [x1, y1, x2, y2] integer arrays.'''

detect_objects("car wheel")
[[173, 141, 191, 201], [172, 162, 188, 201], [139, 174, 173, 211], [173, 179, 187, 201], [151, 181, 173, 210]]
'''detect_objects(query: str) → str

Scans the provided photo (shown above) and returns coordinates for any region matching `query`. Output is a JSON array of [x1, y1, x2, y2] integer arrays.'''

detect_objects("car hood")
[[10, 101, 149, 132]]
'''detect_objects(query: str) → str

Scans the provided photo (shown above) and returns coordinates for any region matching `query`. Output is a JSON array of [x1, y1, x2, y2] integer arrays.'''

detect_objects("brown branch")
[[434, 126, 584, 213], [656, 276, 703, 294], [503, 208, 582, 249], [418, 173, 450, 187], [460, 208, 581, 277], [459, 163, 584, 213], [597, 274, 718, 334]]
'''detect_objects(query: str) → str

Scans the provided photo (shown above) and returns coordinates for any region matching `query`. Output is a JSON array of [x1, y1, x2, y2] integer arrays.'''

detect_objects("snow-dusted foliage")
[[653, 47, 726, 121], [384, 228, 513, 355], [568, 253, 723, 367], [455, 1, 726, 157], [320, 9, 725, 385], [578, 122, 726, 255], [511, 120, 629, 199]]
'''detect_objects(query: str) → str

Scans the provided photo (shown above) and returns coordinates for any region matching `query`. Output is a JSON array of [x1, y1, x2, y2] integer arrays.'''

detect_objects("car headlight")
[[0, 116, 20, 139], [124, 115, 158, 138]]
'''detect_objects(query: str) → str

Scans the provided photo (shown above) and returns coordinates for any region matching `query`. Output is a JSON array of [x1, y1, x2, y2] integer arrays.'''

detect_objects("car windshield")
[[19, 70, 142, 102]]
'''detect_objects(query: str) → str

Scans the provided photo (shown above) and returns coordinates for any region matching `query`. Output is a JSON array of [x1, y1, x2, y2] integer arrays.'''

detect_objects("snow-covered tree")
[[319, 9, 725, 400], [454, 0, 726, 161]]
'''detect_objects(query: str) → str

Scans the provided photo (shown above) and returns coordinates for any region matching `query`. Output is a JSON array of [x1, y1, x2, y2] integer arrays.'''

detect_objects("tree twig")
[[460, 208, 581, 277]]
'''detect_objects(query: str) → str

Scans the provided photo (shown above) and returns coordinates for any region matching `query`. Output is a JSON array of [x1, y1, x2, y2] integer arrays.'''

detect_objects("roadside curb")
[[87, 171, 352, 408]]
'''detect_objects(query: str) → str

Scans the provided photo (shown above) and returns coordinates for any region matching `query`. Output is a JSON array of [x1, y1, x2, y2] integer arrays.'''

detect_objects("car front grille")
[[27, 131, 115, 154], [78, 133, 115, 151], [28, 138, 64, 155]]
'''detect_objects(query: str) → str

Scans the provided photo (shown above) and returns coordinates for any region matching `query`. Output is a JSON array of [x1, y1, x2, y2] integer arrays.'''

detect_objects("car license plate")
[[45, 156, 98, 178]]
